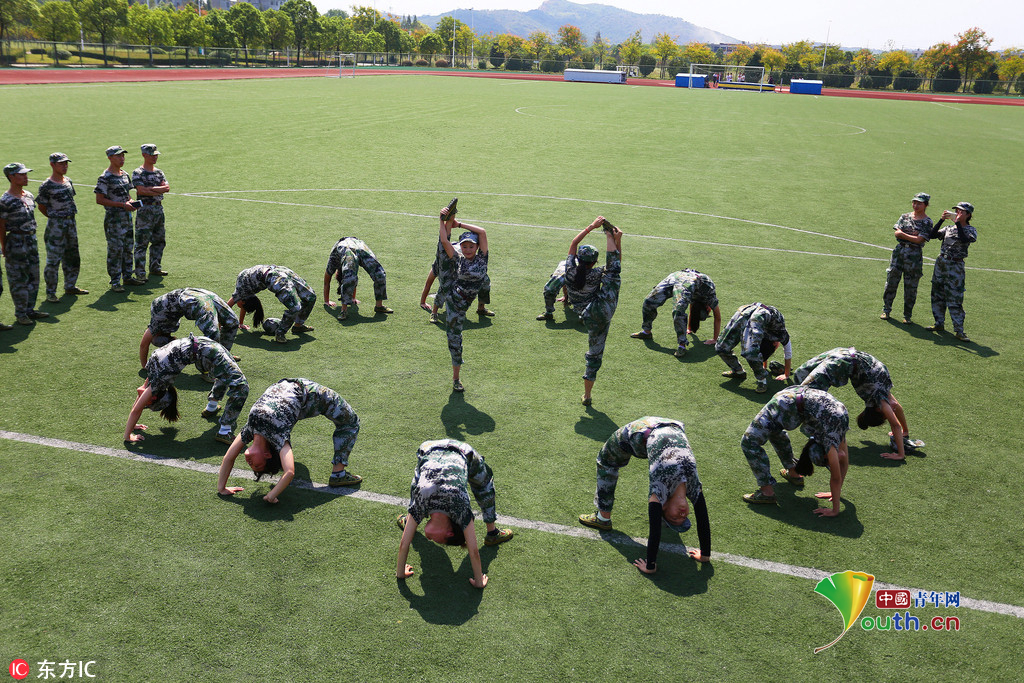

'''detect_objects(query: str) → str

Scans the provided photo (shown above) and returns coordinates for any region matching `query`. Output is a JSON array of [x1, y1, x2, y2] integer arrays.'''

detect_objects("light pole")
[[821, 20, 831, 70]]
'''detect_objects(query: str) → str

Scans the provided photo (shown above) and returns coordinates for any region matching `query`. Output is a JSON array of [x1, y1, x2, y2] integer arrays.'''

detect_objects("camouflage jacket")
[[35, 178, 77, 217]]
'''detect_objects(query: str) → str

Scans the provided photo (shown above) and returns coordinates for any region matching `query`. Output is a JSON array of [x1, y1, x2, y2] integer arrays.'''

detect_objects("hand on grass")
[[263, 494, 279, 504], [813, 507, 840, 517], [633, 559, 657, 574], [814, 492, 833, 500], [469, 574, 489, 589], [125, 432, 145, 443], [687, 549, 710, 563], [326, 300, 336, 308], [219, 486, 244, 496], [240, 323, 250, 331], [398, 564, 414, 579], [703, 339, 715, 345]]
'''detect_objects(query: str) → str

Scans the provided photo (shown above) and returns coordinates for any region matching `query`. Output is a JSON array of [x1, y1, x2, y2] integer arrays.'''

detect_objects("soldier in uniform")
[[138, 287, 240, 367], [131, 144, 169, 280], [396, 439, 513, 589], [535, 259, 570, 321], [36, 153, 88, 303], [322, 236, 393, 320], [740, 386, 850, 517], [124, 334, 248, 445], [94, 145, 139, 292], [578, 417, 711, 574], [793, 347, 917, 460], [715, 302, 792, 393], [215, 378, 363, 503], [630, 269, 722, 358], [227, 265, 316, 344], [0, 162, 48, 326], [927, 202, 978, 342], [419, 198, 494, 321], [436, 206, 488, 392], [565, 216, 623, 406], [881, 192, 932, 324]]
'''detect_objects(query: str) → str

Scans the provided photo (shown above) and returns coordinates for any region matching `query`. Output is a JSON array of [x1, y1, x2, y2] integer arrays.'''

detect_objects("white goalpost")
[[325, 53, 357, 78], [687, 63, 768, 91]]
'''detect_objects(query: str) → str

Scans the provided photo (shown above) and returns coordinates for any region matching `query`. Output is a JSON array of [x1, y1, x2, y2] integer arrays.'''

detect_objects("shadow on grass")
[[744, 487, 864, 537], [230, 329, 317, 351], [323, 302, 391, 326], [847, 442, 926, 468], [87, 288, 138, 312], [215, 478, 337, 521], [902, 323, 998, 358], [396, 533, 490, 624], [717, 380, 778, 405], [575, 405, 617, 441], [441, 392, 496, 439], [592, 528, 714, 596]]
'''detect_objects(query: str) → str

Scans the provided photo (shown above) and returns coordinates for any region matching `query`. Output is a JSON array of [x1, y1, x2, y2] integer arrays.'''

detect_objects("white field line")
[[3, 428, 1021, 620], [175, 188, 1022, 275]]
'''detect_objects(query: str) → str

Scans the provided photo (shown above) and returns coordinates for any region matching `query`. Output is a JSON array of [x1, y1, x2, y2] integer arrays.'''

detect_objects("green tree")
[[852, 48, 876, 74], [125, 4, 172, 47], [679, 41, 716, 67], [527, 30, 549, 62], [349, 5, 381, 34], [324, 9, 348, 19], [435, 16, 471, 54], [781, 39, 814, 71], [950, 27, 993, 92], [556, 24, 584, 58], [361, 29, 384, 54], [419, 32, 444, 57], [263, 9, 293, 52], [878, 49, 913, 75], [652, 32, 677, 78], [997, 48, 1024, 93], [589, 30, 608, 67], [375, 17, 403, 53], [725, 44, 753, 66], [204, 9, 237, 48], [73, 0, 128, 66], [172, 3, 207, 49], [34, 1, 79, 44], [916, 42, 951, 88], [280, 0, 317, 60], [619, 29, 642, 66], [227, 2, 267, 64], [761, 47, 785, 78], [1, 0, 38, 59]]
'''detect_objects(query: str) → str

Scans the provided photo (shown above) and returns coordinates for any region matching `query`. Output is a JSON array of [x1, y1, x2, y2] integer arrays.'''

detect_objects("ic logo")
[[9, 660, 30, 681]]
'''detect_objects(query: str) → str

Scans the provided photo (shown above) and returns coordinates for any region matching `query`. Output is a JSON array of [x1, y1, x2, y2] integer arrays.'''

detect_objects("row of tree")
[[2, 2, 1021, 93]]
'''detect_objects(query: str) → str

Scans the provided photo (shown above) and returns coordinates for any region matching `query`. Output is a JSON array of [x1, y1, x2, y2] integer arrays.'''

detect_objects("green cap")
[[458, 231, 478, 244], [4, 162, 31, 177], [140, 144, 160, 156], [49, 152, 70, 163], [912, 192, 930, 204], [953, 201, 974, 215], [105, 145, 127, 156], [577, 245, 599, 263]]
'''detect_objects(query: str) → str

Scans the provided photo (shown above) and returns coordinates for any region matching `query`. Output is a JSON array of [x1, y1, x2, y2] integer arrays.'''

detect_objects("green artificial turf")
[[1, 75, 1022, 680]]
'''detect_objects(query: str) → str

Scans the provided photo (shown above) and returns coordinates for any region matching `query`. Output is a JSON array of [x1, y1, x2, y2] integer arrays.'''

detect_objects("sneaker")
[[374, 305, 394, 314], [536, 312, 553, 321], [778, 468, 805, 487], [581, 395, 592, 406], [328, 471, 363, 487], [477, 308, 495, 317], [578, 512, 612, 531], [428, 312, 438, 324], [444, 197, 458, 218], [954, 331, 971, 342], [339, 309, 348, 320], [45, 294, 61, 304], [125, 277, 147, 286], [768, 361, 785, 376], [201, 405, 220, 419], [742, 490, 777, 504], [274, 333, 288, 344], [292, 323, 314, 333], [214, 431, 235, 445], [396, 514, 408, 531], [674, 346, 687, 358], [232, 355, 241, 362], [722, 370, 747, 380], [879, 312, 890, 320], [630, 330, 653, 339], [200, 372, 215, 384], [65, 287, 89, 295], [901, 318, 912, 325], [0, 322, 13, 331], [16, 317, 33, 326], [755, 382, 768, 393], [484, 528, 514, 546], [150, 268, 169, 276], [111, 284, 125, 293], [453, 380, 464, 392], [925, 324, 945, 332], [27, 310, 50, 319]]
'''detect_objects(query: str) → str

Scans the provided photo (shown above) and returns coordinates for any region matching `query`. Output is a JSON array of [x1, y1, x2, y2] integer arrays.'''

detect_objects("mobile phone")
[[130, 200, 143, 209]]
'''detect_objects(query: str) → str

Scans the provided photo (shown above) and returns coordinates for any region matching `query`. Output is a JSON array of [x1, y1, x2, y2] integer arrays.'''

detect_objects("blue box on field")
[[790, 79, 823, 95], [675, 73, 706, 88]]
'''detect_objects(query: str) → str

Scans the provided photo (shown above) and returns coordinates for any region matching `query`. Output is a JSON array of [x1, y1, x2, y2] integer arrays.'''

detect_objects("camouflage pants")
[[133, 205, 165, 279], [716, 316, 769, 386], [542, 273, 566, 314], [207, 374, 249, 431], [882, 244, 923, 318], [579, 252, 621, 381], [3, 234, 40, 319], [338, 255, 388, 304], [328, 410, 360, 467], [595, 425, 692, 513], [104, 210, 134, 285], [741, 422, 797, 488], [197, 300, 239, 351], [435, 268, 489, 313], [261, 279, 317, 336], [43, 216, 81, 295], [931, 256, 967, 333], [641, 283, 693, 348], [445, 289, 475, 366]]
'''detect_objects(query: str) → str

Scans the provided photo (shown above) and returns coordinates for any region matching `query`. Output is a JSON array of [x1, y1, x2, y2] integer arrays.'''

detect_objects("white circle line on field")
[[1, 429, 1021, 620], [174, 188, 1022, 275]]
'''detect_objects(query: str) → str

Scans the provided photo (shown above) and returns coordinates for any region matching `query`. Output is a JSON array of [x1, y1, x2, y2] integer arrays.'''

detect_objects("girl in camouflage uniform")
[[881, 193, 932, 324], [565, 216, 623, 405], [927, 202, 978, 342], [420, 201, 494, 322], [227, 265, 316, 344], [396, 439, 513, 589], [578, 417, 711, 574], [630, 269, 721, 358], [437, 206, 488, 392], [741, 387, 849, 517], [323, 236, 393, 320], [535, 259, 569, 321], [215, 378, 362, 503], [794, 347, 917, 460], [124, 335, 249, 445], [138, 287, 239, 366], [715, 302, 792, 393]]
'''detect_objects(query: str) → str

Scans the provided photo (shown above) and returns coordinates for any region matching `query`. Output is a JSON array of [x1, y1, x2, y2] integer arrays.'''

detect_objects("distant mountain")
[[420, 0, 739, 45]]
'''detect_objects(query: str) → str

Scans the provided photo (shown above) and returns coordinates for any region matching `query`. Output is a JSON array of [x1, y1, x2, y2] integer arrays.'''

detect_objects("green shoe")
[[484, 528, 514, 546], [201, 405, 220, 419], [674, 346, 687, 358], [954, 331, 971, 342], [722, 370, 747, 380], [778, 468, 805, 487], [274, 333, 288, 344], [925, 324, 945, 332], [27, 310, 50, 319], [477, 308, 495, 317], [396, 514, 408, 531], [111, 284, 125, 293], [743, 490, 777, 505], [45, 294, 61, 304], [374, 305, 394, 314], [292, 323, 314, 333], [755, 382, 768, 393], [630, 330, 652, 339], [578, 512, 612, 531], [536, 312, 553, 321], [214, 432, 235, 445], [328, 470, 362, 487]]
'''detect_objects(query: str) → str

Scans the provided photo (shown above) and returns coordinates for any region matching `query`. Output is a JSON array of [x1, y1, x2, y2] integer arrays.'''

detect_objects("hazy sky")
[[314, 0, 1023, 51]]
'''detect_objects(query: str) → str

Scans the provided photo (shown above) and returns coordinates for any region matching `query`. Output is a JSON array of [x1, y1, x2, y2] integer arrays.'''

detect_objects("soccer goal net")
[[688, 63, 768, 91], [325, 53, 357, 78]]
